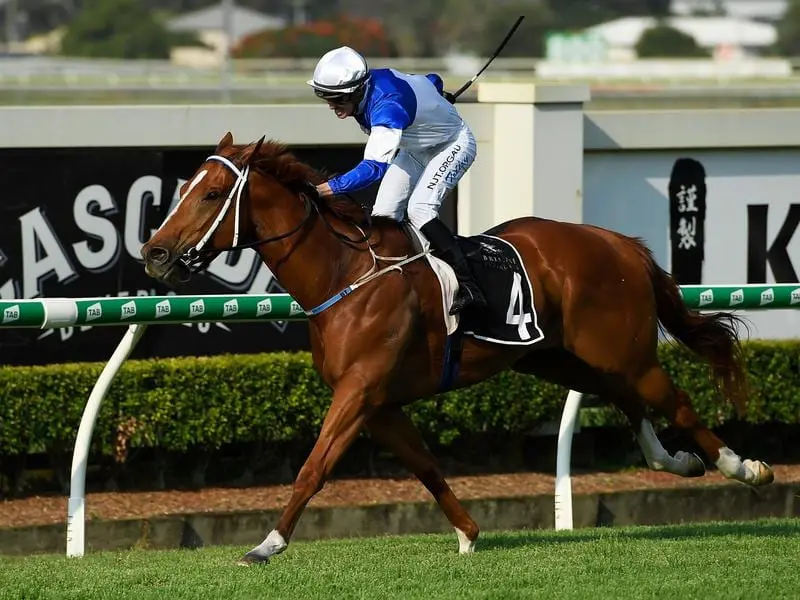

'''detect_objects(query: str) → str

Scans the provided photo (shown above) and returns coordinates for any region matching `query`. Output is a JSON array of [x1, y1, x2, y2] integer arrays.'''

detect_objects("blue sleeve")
[[328, 160, 388, 195], [426, 73, 444, 95], [371, 97, 412, 130]]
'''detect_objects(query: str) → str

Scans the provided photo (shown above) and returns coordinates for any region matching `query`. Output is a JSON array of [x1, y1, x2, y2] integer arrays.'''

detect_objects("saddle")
[[404, 223, 544, 346]]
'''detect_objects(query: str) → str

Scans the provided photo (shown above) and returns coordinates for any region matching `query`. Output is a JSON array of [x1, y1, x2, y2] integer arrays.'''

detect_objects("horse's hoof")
[[678, 451, 706, 477], [236, 550, 269, 566], [744, 459, 774, 486], [237, 530, 288, 566], [455, 528, 477, 554]]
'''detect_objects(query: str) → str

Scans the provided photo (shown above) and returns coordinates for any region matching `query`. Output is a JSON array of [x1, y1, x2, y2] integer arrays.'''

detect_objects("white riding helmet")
[[307, 46, 370, 100]]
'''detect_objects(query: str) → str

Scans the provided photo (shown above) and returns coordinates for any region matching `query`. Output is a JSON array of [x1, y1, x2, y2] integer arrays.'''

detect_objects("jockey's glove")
[[303, 180, 321, 199]]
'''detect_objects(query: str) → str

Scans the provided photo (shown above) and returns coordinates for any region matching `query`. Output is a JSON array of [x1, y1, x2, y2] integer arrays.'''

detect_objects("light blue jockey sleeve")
[[327, 70, 449, 196]]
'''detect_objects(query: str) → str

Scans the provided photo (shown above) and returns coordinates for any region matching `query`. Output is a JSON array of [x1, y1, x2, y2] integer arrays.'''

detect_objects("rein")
[[176, 153, 428, 315]]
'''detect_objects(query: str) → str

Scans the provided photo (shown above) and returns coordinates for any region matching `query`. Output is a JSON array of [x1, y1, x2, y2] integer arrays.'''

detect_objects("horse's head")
[[141, 131, 273, 288]]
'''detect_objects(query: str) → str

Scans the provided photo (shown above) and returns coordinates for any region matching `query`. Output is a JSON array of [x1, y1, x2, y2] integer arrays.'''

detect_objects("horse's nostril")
[[146, 246, 171, 266]]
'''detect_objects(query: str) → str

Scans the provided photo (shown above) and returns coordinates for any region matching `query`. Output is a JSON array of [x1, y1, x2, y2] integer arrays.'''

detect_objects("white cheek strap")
[[194, 154, 249, 253]]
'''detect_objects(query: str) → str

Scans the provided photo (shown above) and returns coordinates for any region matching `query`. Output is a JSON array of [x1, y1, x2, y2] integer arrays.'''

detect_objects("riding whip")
[[450, 15, 525, 102]]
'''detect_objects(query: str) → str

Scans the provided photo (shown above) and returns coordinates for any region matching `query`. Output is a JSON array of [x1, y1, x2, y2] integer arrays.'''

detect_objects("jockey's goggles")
[[314, 88, 350, 102], [312, 75, 369, 105]]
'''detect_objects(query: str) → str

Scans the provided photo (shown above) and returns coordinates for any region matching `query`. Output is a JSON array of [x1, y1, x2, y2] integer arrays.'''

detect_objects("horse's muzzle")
[[142, 245, 192, 289]]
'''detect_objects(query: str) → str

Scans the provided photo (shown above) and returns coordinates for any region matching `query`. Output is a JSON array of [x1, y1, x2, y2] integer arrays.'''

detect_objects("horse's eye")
[[204, 190, 221, 201]]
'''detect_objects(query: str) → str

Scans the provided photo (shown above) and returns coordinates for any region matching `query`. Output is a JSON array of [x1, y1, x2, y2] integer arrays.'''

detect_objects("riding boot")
[[420, 217, 487, 315]]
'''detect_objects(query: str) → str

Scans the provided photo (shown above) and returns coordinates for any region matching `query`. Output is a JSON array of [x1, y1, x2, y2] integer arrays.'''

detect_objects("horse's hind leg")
[[366, 406, 479, 554], [513, 349, 704, 478], [632, 364, 773, 486], [610, 389, 706, 478]]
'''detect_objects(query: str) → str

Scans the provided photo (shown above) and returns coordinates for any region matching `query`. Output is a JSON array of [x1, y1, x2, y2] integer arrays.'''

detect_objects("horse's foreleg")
[[238, 375, 374, 566], [366, 406, 479, 554]]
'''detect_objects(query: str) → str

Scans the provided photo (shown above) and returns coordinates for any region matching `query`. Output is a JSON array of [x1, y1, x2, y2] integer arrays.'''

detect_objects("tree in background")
[[635, 24, 709, 58], [60, 0, 203, 58], [775, 0, 800, 57]]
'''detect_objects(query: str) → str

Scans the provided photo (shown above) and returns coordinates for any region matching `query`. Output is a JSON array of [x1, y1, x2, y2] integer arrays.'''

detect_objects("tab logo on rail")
[[729, 289, 744, 306], [121, 300, 137, 320], [86, 303, 103, 322], [155, 300, 171, 318], [223, 299, 239, 317], [3, 305, 19, 324], [760, 288, 774, 306], [189, 300, 205, 317], [699, 289, 713, 307], [257, 299, 273, 317]]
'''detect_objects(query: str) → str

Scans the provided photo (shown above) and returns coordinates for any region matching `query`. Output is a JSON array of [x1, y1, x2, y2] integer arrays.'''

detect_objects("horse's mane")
[[231, 140, 377, 226]]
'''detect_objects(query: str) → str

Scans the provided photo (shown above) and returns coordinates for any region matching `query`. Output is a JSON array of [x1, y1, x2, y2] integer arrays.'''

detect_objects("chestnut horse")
[[141, 133, 773, 565]]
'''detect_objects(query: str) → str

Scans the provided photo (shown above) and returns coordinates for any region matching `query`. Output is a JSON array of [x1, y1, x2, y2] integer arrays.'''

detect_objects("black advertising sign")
[[0, 143, 458, 367], [668, 157, 707, 285]]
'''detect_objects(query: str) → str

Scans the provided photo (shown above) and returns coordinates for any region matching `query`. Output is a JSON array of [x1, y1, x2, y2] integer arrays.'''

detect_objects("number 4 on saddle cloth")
[[408, 225, 545, 390]]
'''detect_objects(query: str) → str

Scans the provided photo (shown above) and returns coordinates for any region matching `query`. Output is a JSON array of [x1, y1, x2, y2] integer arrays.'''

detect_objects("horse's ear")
[[216, 131, 234, 153], [242, 136, 266, 165]]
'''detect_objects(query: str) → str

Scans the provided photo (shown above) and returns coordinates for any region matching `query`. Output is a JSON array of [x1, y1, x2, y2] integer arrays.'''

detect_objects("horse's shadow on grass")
[[478, 519, 800, 552]]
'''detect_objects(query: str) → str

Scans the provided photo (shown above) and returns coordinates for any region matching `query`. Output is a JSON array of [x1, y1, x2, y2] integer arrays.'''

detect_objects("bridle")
[[164, 153, 370, 277]]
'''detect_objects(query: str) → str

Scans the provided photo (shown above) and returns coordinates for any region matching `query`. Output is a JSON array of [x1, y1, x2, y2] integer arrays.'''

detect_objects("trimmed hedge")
[[1, 341, 800, 461]]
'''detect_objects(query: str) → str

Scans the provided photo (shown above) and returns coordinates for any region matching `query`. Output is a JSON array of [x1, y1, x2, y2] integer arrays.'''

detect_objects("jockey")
[[307, 45, 487, 316]]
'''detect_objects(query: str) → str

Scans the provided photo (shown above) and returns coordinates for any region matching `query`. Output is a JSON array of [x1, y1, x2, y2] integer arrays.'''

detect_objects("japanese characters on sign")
[[676, 184, 700, 250], [668, 157, 707, 285]]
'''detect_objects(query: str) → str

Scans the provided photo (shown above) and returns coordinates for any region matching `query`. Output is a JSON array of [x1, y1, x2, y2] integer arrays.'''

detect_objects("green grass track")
[[1, 518, 798, 599]]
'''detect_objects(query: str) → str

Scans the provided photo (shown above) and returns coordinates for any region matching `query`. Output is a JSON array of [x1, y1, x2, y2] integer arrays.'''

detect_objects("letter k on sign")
[[747, 204, 800, 283]]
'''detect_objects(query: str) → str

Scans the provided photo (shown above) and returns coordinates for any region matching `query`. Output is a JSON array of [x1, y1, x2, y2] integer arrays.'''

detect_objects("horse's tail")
[[638, 242, 750, 416]]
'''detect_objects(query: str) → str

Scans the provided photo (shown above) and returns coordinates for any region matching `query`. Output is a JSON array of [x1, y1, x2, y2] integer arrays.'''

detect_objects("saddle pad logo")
[[460, 234, 544, 346]]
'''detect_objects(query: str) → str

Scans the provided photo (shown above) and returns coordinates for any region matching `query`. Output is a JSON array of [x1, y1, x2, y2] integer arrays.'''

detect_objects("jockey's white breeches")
[[371, 121, 476, 229]]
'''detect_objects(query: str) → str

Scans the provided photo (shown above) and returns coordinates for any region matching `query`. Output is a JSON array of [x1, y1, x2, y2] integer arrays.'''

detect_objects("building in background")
[[167, 2, 286, 67]]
